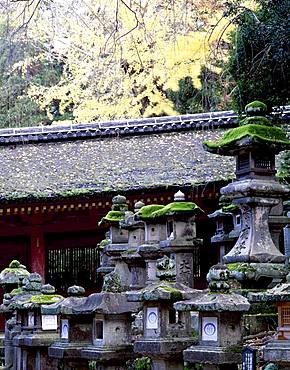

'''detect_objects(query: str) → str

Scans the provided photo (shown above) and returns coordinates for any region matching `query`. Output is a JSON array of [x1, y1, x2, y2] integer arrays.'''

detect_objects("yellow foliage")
[[25, 0, 234, 122]]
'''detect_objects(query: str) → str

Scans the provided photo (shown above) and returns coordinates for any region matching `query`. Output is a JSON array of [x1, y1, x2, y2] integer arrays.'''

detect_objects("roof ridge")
[[0, 106, 289, 146]]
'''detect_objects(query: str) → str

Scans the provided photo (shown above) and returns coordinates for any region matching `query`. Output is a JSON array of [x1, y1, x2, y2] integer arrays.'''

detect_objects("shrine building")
[[0, 107, 288, 299]]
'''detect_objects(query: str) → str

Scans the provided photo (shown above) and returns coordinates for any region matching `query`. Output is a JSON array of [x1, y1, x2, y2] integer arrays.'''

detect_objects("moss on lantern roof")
[[29, 293, 63, 305], [222, 204, 239, 213], [204, 124, 290, 154], [239, 116, 271, 126], [127, 281, 193, 302], [10, 288, 23, 296], [245, 101, 268, 115], [136, 204, 165, 220], [150, 201, 203, 218], [98, 238, 110, 249], [99, 210, 125, 224]]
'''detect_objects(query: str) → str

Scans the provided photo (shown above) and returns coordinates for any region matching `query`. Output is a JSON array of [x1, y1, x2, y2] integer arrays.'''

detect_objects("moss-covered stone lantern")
[[76, 293, 139, 369], [135, 204, 167, 285], [208, 206, 235, 263], [120, 201, 146, 290], [175, 264, 250, 370], [204, 101, 290, 288], [156, 190, 204, 287], [0, 260, 30, 369], [127, 281, 200, 370], [42, 285, 89, 369], [99, 195, 131, 289], [9, 275, 63, 370]]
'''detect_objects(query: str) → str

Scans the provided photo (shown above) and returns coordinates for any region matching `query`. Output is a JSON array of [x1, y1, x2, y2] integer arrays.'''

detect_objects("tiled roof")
[[0, 129, 234, 201], [0, 107, 289, 202], [0, 110, 239, 145], [0, 106, 288, 145]]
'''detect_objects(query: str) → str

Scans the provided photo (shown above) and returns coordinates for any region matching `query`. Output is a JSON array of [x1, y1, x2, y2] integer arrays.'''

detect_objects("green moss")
[[137, 204, 164, 220], [204, 124, 290, 151], [227, 263, 256, 273], [100, 210, 125, 224], [29, 294, 63, 305], [98, 239, 110, 249], [222, 204, 239, 212], [161, 285, 183, 300], [151, 201, 203, 218], [122, 248, 137, 255], [9, 260, 21, 268], [245, 101, 267, 115], [126, 357, 152, 370], [240, 116, 271, 126], [10, 288, 23, 296]]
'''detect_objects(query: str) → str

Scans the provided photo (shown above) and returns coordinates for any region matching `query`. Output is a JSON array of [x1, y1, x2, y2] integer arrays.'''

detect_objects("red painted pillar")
[[30, 228, 45, 281]]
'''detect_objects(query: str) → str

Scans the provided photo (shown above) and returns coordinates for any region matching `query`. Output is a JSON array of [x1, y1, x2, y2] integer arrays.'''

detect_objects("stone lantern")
[[99, 195, 131, 289], [135, 204, 167, 285], [76, 293, 139, 369], [96, 232, 115, 278], [175, 264, 250, 370], [9, 274, 63, 370], [127, 280, 200, 370], [44, 285, 139, 369], [0, 260, 30, 369], [249, 274, 290, 364], [208, 207, 235, 263], [120, 201, 146, 290], [42, 285, 89, 370], [157, 190, 204, 288], [204, 101, 290, 288]]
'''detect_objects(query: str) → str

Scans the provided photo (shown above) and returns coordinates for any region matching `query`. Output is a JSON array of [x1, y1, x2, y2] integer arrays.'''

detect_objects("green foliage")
[[166, 76, 200, 114], [166, 68, 225, 114], [126, 357, 152, 370], [224, 0, 290, 110], [248, 302, 276, 315], [277, 150, 290, 180], [88, 361, 97, 370]]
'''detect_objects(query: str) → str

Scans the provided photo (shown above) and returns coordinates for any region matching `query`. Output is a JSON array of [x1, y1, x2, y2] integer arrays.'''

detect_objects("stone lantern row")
[[0, 101, 289, 370], [0, 191, 252, 370]]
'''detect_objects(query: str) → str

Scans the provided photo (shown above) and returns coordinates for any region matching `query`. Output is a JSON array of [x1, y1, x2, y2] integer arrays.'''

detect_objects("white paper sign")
[[61, 319, 69, 339], [42, 315, 57, 331], [202, 317, 218, 341], [146, 307, 158, 329], [28, 312, 35, 327]]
